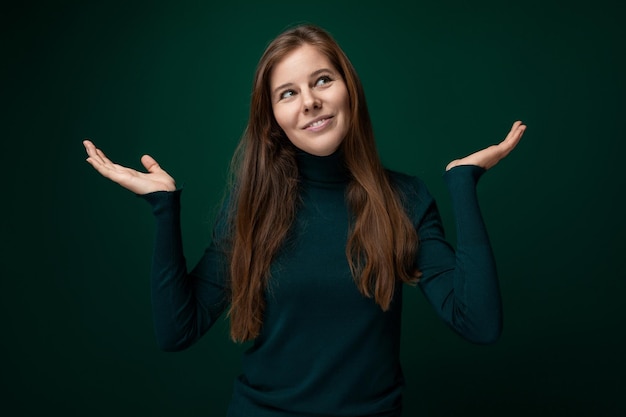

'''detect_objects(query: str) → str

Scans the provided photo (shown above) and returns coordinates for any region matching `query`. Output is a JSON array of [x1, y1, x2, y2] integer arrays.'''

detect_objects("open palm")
[[446, 120, 526, 171], [83, 140, 176, 194]]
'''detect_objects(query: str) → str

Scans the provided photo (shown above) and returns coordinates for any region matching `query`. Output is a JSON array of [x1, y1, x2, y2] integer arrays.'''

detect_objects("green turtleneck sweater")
[[141, 150, 502, 417]]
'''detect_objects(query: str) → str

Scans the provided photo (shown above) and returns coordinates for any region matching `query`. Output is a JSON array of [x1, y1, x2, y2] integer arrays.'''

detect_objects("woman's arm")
[[416, 166, 501, 344], [83, 141, 229, 351], [141, 190, 229, 352], [414, 121, 526, 344]]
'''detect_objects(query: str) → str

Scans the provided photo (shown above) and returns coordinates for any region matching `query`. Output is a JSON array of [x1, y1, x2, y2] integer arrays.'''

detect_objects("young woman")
[[83, 24, 526, 417]]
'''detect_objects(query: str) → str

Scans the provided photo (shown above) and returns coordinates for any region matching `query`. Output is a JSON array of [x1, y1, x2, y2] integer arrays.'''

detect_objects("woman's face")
[[270, 44, 350, 156]]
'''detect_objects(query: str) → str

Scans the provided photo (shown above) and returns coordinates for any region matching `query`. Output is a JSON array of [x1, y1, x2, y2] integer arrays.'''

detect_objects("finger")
[[503, 121, 523, 142], [87, 149, 128, 178], [95, 148, 116, 167], [83, 140, 100, 159], [500, 121, 526, 151], [83, 140, 111, 167], [508, 123, 526, 146], [86, 154, 116, 177], [481, 122, 525, 167], [141, 154, 162, 173]]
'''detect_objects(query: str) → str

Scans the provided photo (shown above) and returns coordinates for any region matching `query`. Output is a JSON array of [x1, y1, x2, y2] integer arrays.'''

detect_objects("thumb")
[[140, 154, 162, 173]]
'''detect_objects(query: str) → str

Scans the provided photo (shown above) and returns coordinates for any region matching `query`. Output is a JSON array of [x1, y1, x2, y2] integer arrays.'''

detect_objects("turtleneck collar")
[[295, 148, 350, 184]]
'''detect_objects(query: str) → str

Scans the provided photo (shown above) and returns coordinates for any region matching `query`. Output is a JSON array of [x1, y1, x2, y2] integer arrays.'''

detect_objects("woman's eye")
[[315, 76, 332, 87], [280, 90, 295, 100]]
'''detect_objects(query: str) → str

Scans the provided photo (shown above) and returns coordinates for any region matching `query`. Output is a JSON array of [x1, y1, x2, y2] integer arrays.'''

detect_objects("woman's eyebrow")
[[310, 68, 334, 77]]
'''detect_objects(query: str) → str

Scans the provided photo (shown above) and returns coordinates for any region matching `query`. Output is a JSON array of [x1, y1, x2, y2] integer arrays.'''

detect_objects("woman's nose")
[[302, 90, 321, 113]]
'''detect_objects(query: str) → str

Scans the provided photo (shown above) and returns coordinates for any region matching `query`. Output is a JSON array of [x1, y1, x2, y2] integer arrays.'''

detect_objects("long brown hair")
[[226, 24, 420, 342]]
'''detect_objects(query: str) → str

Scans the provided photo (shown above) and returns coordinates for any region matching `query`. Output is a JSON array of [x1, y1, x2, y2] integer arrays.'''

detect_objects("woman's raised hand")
[[83, 140, 176, 194], [446, 120, 527, 171]]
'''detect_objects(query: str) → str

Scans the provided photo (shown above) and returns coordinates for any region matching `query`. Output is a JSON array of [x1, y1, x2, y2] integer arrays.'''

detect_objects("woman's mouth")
[[304, 117, 333, 131]]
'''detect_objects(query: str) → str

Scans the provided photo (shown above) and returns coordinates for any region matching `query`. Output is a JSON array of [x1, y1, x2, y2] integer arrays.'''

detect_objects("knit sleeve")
[[414, 165, 502, 344], [140, 190, 230, 352]]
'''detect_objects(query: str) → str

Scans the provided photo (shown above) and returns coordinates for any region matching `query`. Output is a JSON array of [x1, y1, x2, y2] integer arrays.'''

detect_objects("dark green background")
[[2, 0, 624, 416]]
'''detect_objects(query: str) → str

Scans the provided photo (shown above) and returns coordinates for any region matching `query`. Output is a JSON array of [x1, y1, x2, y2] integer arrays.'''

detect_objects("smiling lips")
[[304, 116, 333, 131]]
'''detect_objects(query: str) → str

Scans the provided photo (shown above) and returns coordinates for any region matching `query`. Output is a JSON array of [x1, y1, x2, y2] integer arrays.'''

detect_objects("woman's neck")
[[295, 148, 350, 184]]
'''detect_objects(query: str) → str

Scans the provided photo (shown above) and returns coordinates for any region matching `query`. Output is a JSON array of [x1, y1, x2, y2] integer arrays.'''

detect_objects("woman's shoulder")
[[385, 169, 436, 222], [385, 169, 433, 201]]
